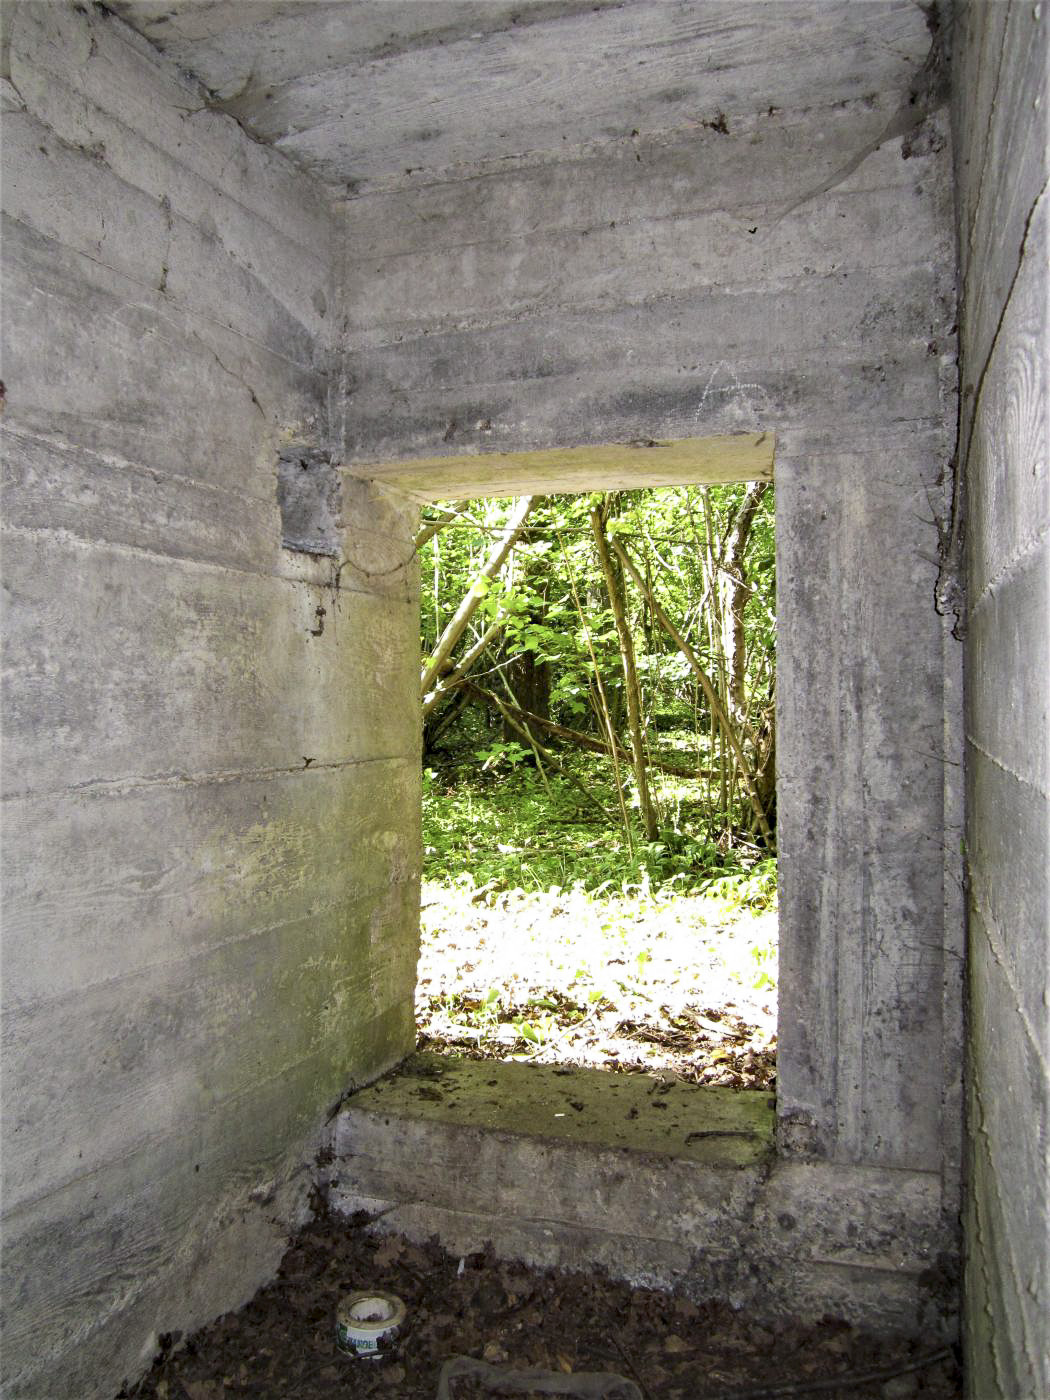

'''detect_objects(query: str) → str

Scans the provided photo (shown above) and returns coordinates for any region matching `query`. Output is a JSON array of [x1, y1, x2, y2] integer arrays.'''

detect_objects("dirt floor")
[[121, 1209, 961, 1400]]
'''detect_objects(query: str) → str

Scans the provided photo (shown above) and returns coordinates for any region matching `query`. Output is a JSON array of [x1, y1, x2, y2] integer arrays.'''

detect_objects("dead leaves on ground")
[[125, 1216, 960, 1400]]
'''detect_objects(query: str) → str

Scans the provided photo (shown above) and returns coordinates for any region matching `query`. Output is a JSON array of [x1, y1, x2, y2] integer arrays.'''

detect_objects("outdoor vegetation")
[[416, 485, 779, 1089]]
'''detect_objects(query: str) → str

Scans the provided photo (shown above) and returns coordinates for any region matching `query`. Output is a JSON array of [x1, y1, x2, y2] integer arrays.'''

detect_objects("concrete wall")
[[341, 23, 963, 1188], [952, 3, 1050, 1396], [0, 1, 976, 1391], [0, 6, 420, 1396]]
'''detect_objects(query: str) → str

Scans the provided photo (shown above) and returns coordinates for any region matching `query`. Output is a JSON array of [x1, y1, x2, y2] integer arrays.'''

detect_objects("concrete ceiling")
[[110, 0, 933, 193]]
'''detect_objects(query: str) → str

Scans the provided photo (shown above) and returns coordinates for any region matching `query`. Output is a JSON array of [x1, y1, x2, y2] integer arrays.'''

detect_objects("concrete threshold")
[[336, 1053, 774, 1165], [324, 1053, 956, 1338]]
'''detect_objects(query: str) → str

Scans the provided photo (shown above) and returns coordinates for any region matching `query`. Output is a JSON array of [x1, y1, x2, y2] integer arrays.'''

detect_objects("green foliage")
[[421, 482, 777, 855], [698, 857, 779, 911], [473, 739, 531, 771], [423, 751, 775, 900], [418, 486, 780, 1081]]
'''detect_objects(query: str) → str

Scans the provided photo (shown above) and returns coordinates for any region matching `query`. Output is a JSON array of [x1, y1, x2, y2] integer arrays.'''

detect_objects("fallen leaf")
[[182, 1382, 223, 1400], [374, 1237, 405, 1266]]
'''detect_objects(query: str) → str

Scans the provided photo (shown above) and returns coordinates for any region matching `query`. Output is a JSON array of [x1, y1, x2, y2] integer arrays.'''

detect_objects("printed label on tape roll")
[[336, 1291, 406, 1359]]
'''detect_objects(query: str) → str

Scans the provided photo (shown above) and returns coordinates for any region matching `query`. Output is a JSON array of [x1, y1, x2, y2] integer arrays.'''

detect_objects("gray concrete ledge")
[[324, 1055, 958, 1339], [335, 1053, 775, 1167]]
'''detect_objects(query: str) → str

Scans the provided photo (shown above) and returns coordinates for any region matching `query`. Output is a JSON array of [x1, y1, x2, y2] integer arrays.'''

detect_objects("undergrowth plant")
[[417, 759, 779, 1080], [423, 745, 776, 901]]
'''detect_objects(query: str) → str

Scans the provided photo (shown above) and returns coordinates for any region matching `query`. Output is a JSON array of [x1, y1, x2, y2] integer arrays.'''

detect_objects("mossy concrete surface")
[[340, 1053, 774, 1167], [326, 1055, 956, 1339]]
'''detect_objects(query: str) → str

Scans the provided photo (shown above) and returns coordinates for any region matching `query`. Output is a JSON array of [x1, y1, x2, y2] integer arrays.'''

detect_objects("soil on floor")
[[120, 1210, 961, 1400]]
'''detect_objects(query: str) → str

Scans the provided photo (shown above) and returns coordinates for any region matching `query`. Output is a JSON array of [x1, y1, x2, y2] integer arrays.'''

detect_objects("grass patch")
[[423, 747, 774, 897], [419, 750, 778, 1087]]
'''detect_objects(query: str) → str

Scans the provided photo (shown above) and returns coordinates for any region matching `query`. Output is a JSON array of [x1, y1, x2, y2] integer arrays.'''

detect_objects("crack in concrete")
[[0, 73, 28, 110], [1, 752, 415, 807], [192, 331, 267, 419], [961, 176, 1050, 450], [965, 734, 1050, 801], [968, 1093, 1044, 1389], [968, 873, 1050, 1081], [965, 0, 1015, 264], [4, 196, 320, 378], [953, 175, 1050, 634], [3, 421, 271, 505], [774, 9, 950, 223], [969, 518, 1050, 612], [966, 1113, 1010, 1393]]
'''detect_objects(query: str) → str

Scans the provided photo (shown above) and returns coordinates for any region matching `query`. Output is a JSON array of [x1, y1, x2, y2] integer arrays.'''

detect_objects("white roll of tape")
[[335, 1290, 407, 1359]]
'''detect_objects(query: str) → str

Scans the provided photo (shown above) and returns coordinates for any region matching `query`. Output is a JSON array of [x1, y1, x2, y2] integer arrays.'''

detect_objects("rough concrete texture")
[[327, 1057, 955, 1337], [0, 1, 980, 1395], [337, 1054, 775, 1167], [338, 12, 964, 1186], [328, 0, 965, 1351], [277, 444, 343, 556], [109, 1, 930, 194], [0, 5, 420, 1397], [353, 434, 774, 504], [952, 3, 1050, 1397]]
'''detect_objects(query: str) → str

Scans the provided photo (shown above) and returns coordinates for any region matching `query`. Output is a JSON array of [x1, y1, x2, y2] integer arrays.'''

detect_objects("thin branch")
[[466, 683, 613, 822], [695, 1346, 955, 1400], [557, 531, 634, 851], [422, 618, 506, 718], [414, 501, 478, 551], [452, 687, 716, 780], [421, 496, 535, 697], [610, 535, 775, 851], [591, 499, 660, 843], [485, 646, 553, 797]]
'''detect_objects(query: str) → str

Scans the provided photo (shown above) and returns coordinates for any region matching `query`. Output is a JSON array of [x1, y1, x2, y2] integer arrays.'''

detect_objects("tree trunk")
[[420, 496, 535, 697], [423, 683, 473, 752], [502, 644, 551, 744], [590, 499, 660, 843], [609, 533, 776, 852], [755, 720, 776, 830], [721, 480, 769, 726]]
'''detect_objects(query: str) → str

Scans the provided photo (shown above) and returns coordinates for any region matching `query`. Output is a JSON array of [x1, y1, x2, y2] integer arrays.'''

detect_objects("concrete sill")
[[335, 1052, 774, 1167], [324, 1052, 955, 1335]]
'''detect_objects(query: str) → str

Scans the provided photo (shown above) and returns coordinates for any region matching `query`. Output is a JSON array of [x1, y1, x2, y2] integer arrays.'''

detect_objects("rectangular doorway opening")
[[415, 483, 777, 1104]]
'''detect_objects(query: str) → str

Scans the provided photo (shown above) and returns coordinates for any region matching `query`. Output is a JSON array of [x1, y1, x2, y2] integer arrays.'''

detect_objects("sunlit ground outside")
[[415, 759, 778, 1090], [415, 486, 777, 1089]]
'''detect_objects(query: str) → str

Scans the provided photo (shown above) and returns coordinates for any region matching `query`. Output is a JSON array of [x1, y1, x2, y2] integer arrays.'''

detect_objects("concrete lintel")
[[348, 433, 774, 503]]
